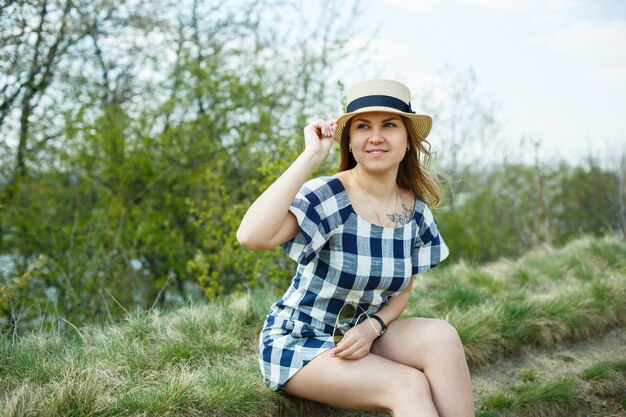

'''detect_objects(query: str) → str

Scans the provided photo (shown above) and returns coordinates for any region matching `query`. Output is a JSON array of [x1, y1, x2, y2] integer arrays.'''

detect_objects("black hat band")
[[346, 95, 415, 114]]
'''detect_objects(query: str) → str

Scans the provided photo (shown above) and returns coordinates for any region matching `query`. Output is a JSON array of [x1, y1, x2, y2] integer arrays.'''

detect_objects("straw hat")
[[333, 79, 432, 143]]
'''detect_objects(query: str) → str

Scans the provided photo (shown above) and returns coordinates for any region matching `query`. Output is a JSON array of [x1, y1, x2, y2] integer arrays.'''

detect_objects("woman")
[[237, 79, 474, 417]]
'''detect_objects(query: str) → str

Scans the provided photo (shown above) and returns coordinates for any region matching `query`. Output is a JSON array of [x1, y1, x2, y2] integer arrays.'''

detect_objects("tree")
[[0, 0, 368, 331]]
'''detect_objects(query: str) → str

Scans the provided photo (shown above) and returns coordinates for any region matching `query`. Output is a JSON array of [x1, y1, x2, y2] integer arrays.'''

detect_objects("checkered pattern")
[[258, 177, 449, 390]]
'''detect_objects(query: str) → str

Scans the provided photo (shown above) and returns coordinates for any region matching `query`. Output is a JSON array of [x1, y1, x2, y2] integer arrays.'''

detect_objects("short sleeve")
[[412, 203, 450, 275], [280, 178, 339, 265]]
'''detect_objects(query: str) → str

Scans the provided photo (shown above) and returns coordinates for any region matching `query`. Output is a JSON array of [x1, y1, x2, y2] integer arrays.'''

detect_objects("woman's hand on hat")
[[303, 119, 336, 166]]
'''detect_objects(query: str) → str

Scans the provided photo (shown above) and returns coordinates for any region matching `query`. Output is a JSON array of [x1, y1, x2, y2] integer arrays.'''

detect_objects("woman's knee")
[[405, 368, 433, 397], [423, 319, 464, 356], [384, 368, 434, 410], [391, 367, 432, 399]]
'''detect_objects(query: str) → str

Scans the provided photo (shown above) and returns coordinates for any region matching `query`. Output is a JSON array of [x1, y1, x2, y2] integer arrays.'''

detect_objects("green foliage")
[[437, 160, 625, 264], [187, 154, 340, 298], [187, 158, 295, 298], [0, 0, 352, 329]]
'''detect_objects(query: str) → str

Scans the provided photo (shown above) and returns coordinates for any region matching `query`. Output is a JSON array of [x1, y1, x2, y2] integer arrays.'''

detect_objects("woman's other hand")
[[303, 119, 336, 167], [330, 321, 379, 360]]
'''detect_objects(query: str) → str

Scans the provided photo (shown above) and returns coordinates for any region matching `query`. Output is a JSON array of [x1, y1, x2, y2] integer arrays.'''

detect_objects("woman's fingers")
[[327, 120, 337, 137], [302, 119, 336, 166], [333, 335, 371, 359], [311, 119, 337, 138], [336, 343, 367, 360], [331, 320, 379, 359], [338, 343, 362, 358], [332, 335, 354, 355]]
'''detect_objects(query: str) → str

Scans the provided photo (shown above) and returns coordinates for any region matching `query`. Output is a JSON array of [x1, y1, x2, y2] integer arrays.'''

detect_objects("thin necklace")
[[350, 168, 399, 227]]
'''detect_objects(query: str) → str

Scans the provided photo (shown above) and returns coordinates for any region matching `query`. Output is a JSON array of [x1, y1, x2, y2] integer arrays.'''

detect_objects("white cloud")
[[346, 37, 409, 59], [460, 0, 576, 14], [545, 0, 577, 11], [531, 20, 626, 58], [386, 0, 442, 12], [336, 37, 442, 100], [460, 0, 538, 13], [333, 37, 404, 85], [532, 13, 567, 25], [585, 64, 626, 87]]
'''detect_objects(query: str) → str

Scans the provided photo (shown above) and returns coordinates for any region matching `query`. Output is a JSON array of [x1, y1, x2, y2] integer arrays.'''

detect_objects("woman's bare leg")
[[371, 318, 475, 417], [283, 350, 439, 417]]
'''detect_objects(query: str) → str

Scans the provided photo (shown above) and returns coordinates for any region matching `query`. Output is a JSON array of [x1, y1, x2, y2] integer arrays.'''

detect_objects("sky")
[[325, 0, 626, 163]]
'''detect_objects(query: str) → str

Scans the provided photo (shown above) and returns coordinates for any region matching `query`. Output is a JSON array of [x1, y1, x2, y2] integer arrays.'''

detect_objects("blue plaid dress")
[[258, 176, 449, 390]]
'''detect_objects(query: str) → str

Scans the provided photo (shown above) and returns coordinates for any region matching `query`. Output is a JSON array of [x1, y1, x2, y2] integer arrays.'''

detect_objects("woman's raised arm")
[[236, 119, 336, 250]]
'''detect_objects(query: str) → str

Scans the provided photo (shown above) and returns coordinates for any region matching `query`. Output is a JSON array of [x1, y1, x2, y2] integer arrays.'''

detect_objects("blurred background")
[[1, 0, 624, 331]]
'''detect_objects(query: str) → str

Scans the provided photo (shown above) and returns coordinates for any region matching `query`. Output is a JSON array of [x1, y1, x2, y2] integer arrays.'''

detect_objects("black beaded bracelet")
[[370, 314, 387, 337]]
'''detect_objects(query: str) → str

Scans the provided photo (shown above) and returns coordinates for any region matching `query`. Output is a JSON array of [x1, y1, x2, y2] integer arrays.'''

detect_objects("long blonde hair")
[[337, 116, 443, 207]]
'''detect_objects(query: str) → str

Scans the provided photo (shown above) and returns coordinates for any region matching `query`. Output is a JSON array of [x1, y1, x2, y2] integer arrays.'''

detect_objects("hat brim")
[[333, 107, 432, 143]]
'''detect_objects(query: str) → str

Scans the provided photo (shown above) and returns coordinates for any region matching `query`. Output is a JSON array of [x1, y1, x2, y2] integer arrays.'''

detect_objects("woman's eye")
[[357, 124, 369, 129], [385, 122, 397, 128]]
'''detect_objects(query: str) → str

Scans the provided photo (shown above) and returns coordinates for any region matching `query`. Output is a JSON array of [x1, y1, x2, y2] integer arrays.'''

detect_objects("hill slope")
[[1, 236, 624, 416]]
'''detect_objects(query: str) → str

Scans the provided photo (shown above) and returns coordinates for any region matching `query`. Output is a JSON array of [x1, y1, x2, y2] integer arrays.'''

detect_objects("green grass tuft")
[[519, 369, 539, 382], [475, 412, 501, 417], [581, 360, 626, 381], [431, 283, 488, 310], [478, 376, 589, 417], [481, 391, 513, 410], [512, 377, 578, 407]]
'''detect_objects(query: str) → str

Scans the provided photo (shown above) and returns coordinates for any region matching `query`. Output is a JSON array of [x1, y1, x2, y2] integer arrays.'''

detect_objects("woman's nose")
[[368, 129, 384, 143]]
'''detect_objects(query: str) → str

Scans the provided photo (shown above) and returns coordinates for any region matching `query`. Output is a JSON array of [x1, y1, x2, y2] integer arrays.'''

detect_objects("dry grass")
[[0, 236, 624, 416], [472, 326, 626, 417], [0, 290, 290, 417]]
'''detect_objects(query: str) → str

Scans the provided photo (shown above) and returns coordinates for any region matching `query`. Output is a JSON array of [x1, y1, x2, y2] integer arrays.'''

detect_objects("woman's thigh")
[[282, 349, 432, 413], [370, 317, 463, 370]]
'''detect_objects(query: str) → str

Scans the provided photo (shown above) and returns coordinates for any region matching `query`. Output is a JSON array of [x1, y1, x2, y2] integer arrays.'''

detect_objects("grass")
[[581, 360, 626, 381], [478, 376, 581, 417], [475, 357, 626, 417], [0, 298, 291, 417], [407, 235, 626, 366], [0, 235, 624, 416]]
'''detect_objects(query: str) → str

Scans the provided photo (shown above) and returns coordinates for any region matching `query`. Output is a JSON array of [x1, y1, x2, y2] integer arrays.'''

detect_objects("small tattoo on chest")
[[387, 203, 414, 227]]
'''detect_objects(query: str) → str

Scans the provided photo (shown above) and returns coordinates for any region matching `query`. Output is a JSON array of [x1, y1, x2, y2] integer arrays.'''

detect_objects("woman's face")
[[348, 111, 409, 173]]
